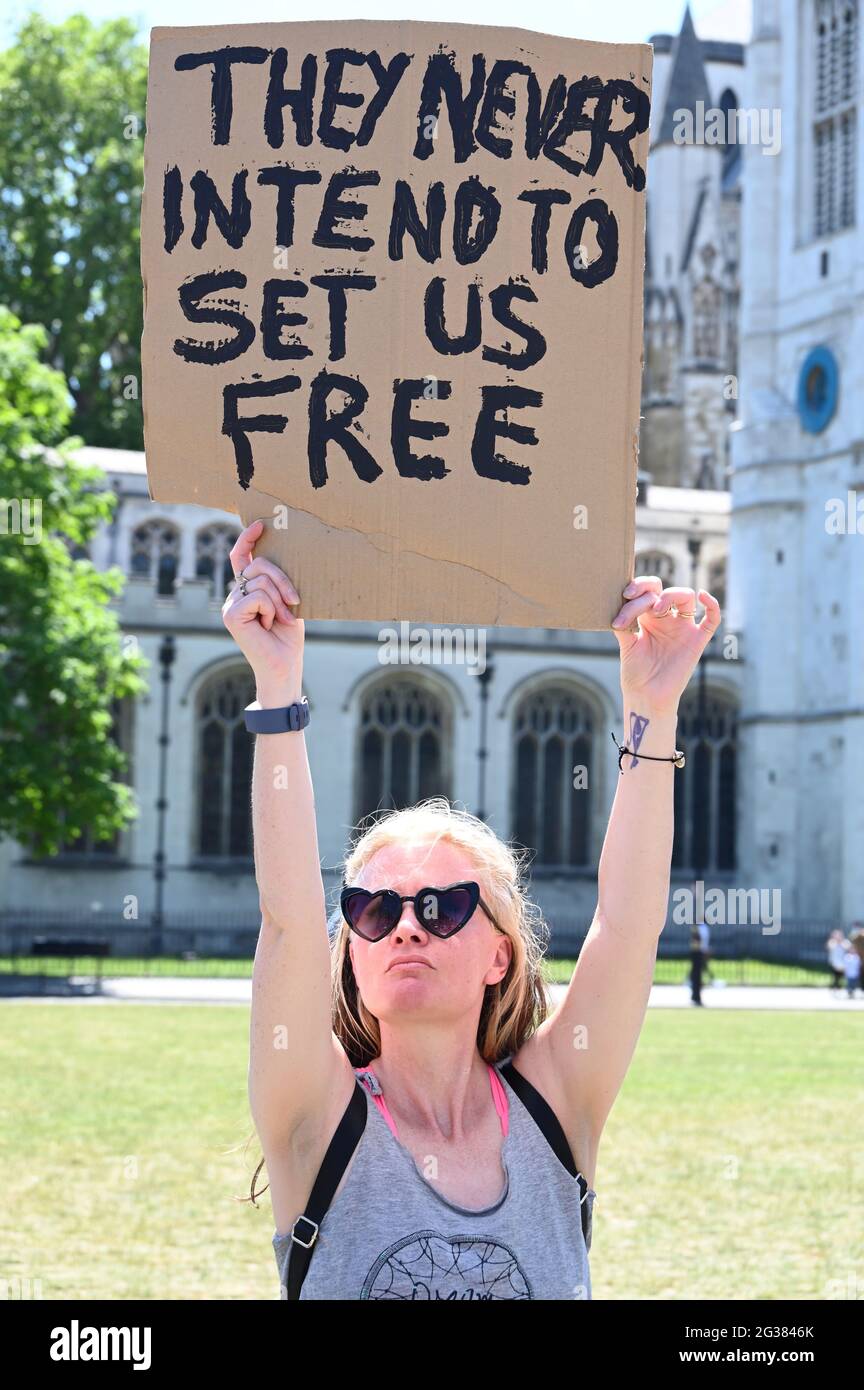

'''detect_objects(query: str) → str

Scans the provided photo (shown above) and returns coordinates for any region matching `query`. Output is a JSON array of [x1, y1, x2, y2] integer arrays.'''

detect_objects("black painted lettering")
[[257, 167, 322, 249], [391, 378, 452, 479], [307, 371, 381, 487], [222, 374, 300, 489], [309, 274, 376, 360], [174, 270, 255, 364], [313, 170, 381, 251], [483, 281, 546, 369], [174, 46, 269, 145], [471, 384, 541, 484]]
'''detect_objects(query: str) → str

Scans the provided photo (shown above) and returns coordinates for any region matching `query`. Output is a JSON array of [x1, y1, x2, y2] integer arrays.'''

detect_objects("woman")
[[825, 929, 847, 991], [223, 518, 721, 1300]]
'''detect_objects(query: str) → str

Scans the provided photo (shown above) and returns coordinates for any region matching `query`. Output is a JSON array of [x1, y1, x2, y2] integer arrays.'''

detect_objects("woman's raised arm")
[[222, 521, 346, 1149], [536, 578, 722, 1150]]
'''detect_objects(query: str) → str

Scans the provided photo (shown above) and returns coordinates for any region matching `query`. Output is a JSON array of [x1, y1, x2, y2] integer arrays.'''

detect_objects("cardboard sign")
[[141, 21, 651, 628]]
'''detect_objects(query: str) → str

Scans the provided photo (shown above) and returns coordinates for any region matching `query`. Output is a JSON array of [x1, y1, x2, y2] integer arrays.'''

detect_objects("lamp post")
[[152, 634, 175, 955], [475, 654, 495, 822]]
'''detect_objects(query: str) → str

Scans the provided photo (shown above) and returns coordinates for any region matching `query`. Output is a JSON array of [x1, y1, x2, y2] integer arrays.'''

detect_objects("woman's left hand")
[[610, 577, 722, 714]]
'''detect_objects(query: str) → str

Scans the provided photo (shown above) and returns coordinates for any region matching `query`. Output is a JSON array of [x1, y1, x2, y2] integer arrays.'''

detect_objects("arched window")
[[672, 688, 738, 873], [718, 88, 741, 177], [635, 550, 676, 586], [643, 287, 682, 398], [511, 685, 596, 867], [692, 274, 723, 361], [197, 669, 257, 858], [814, 0, 858, 235], [355, 679, 450, 822], [196, 524, 240, 600], [130, 520, 180, 596]]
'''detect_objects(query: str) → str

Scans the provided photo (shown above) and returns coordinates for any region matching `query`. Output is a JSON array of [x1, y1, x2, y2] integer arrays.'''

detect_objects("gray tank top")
[[273, 1056, 596, 1300]]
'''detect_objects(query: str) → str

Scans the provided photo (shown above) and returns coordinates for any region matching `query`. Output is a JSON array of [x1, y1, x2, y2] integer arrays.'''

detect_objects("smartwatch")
[[244, 698, 310, 734]]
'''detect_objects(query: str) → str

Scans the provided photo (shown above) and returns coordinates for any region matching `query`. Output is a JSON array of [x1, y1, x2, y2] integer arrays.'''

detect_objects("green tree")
[[0, 304, 147, 856], [0, 12, 147, 449]]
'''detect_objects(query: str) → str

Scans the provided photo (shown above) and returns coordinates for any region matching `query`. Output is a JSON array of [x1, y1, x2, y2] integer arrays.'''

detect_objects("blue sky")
[[1, 0, 751, 50]]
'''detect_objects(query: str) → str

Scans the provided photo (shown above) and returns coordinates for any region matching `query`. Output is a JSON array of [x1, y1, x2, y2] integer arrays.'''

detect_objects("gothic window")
[[197, 669, 257, 857], [511, 685, 596, 867], [635, 550, 676, 585], [672, 689, 738, 873], [692, 273, 723, 361], [355, 679, 449, 822], [130, 520, 180, 596], [719, 88, 742, 177], [643, 288, 681, 398], [196, 524, 240, 600], [814, 0, 858, 235]]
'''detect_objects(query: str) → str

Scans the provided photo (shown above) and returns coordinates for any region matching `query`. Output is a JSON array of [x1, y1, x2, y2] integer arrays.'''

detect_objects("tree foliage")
[[0, 13, 147, 449], [0, 304, 147, 856]]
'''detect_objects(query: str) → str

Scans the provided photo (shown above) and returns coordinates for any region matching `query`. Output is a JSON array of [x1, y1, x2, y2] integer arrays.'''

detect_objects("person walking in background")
[[825, 929, 847, 991], [842, 940, 861, 999], [689, 924, 705, 1006], [850, 926, 864, 992], [696, 917, 714, 985]]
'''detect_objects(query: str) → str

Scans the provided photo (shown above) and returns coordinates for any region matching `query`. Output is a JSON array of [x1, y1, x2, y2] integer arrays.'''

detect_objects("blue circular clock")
[[797, 346, 838, 433]]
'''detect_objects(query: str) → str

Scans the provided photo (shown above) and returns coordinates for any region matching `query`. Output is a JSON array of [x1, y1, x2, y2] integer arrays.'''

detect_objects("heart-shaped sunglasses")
[[340, 880, 501, 942]]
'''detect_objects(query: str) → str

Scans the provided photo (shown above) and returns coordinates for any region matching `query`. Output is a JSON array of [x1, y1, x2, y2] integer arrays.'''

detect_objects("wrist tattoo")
[[628, 712, 650, 769]]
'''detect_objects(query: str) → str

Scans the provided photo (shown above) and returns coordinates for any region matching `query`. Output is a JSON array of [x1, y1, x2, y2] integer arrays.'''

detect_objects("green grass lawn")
[[1, 1004, 860, 1300]]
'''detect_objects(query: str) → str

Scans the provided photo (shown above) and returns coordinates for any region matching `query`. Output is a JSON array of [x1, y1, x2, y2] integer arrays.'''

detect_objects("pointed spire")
[[655, 4, 713, 146]]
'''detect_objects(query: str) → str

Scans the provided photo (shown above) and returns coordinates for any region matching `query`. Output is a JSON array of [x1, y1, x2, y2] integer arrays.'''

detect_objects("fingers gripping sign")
[[222, 518, 305, 677]]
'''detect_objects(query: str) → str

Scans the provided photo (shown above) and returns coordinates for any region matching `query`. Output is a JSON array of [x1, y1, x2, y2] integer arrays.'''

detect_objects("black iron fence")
[[0, 907, 848, 988]]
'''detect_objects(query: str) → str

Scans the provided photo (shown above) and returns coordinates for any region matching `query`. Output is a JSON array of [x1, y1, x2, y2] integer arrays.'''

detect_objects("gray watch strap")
[[244, 698, 310, 734]]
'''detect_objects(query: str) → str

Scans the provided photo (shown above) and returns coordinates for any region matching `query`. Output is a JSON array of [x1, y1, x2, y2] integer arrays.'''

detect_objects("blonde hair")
[[245, 796, 552, 1204], [333, 796, 551, 1066]]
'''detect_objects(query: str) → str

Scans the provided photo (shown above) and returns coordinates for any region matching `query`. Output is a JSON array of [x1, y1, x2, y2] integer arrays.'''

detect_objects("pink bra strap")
[[488, 1063, 510, 1137], [357, 1063, 509, 1140]]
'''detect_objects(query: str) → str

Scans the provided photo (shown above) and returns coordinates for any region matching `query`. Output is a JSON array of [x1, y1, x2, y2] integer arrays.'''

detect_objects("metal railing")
[[0, 908, 847, 988]]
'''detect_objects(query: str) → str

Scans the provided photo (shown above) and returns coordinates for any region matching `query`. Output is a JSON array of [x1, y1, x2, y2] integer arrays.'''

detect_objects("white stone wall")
[[729, 0, 864, 926]]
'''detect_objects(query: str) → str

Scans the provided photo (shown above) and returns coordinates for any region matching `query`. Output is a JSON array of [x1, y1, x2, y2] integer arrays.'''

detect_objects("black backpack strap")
[[498, 1059, 592, 1244], [284, 1078, 368, 1300]]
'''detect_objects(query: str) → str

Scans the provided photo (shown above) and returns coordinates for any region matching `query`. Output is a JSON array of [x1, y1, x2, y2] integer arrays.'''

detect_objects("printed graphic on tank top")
[[272, 1056, 596, 1300]]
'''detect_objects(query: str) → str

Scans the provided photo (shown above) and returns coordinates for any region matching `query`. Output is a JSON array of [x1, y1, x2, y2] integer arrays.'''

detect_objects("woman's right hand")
[[222, 519, 304, 682]]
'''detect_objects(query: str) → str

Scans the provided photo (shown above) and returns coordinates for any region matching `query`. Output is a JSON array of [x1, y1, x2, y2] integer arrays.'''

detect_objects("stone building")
[[642, 4, 744, 489], [728, 0, 863, 927], [0, 449, 736, 952], [0, 7, 753, 953]]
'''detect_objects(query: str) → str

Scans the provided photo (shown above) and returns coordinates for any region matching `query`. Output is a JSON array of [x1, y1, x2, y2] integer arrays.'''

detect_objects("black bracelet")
[[611, 730, 686, 774]]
